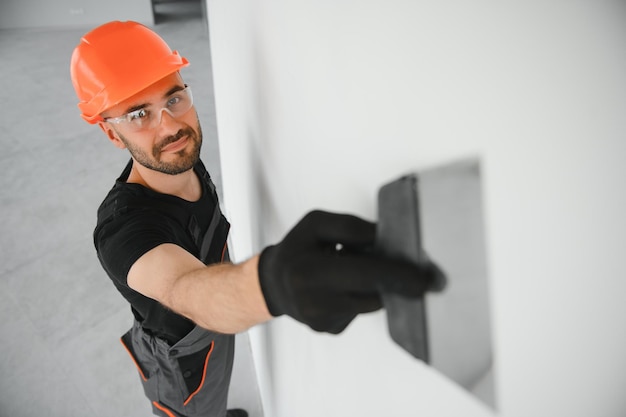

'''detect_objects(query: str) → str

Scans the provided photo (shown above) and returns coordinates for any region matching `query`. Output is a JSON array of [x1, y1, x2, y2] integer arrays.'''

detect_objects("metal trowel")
[[377, 173, 442, 362]]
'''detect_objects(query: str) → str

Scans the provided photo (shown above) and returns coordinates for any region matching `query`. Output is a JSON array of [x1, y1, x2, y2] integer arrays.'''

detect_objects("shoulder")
[[93, 186, 180, 284], [94, 183, 189, 253]]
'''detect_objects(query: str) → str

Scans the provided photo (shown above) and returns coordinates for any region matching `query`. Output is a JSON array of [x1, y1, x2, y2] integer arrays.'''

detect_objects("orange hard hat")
[[70, 21, 189, 124]]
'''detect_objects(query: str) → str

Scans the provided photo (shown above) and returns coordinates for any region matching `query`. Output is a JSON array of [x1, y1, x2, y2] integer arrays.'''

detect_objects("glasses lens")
[[144, 86, 194, 131], [166, 87, 193, 118]]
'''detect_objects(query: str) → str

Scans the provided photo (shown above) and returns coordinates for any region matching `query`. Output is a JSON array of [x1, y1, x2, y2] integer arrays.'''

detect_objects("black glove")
[[258, 210, 439, 334]]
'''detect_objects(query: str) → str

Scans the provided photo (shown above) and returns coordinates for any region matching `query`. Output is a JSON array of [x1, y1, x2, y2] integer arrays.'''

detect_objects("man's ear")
[[98, 122, 127, 149]]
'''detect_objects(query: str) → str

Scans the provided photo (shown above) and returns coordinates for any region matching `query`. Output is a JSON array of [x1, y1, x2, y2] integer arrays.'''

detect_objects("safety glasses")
[[103, 85, 193, 132]]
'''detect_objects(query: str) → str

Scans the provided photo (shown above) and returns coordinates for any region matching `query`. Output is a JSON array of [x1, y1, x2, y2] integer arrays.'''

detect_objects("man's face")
[[100, 73, 202, 175]]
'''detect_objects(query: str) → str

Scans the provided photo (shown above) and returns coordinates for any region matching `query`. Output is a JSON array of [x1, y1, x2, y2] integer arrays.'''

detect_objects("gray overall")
[[121, 322, 234, 417], [119, 176, 236, 417]]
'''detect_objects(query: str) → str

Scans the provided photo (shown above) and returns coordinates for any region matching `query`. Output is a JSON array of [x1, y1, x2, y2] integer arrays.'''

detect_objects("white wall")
[[207, 1, 626, 416], [0, 0, 154, 29]]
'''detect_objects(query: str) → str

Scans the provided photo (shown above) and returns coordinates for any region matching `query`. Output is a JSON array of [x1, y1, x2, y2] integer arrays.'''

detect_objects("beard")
[[117, 120, 203, 175]]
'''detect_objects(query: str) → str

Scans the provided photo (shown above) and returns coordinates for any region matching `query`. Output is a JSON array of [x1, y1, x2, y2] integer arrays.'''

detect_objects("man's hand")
[[258, 210, 440, 334]]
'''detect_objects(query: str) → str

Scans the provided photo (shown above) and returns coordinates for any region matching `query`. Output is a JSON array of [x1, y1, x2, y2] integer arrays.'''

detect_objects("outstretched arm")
[[127, 244, 271, 334], [127, 211, 440, 335]]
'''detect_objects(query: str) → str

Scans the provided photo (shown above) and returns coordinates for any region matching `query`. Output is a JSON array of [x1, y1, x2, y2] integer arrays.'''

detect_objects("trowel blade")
[[377, 174, 431, 362]]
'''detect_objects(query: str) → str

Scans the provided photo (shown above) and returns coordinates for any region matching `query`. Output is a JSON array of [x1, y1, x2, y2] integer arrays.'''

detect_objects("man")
[[70, 21, 438, 417]]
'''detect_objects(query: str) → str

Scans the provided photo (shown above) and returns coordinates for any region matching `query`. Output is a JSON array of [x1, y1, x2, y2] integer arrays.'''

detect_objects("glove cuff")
[[257, 245, 285, 317]]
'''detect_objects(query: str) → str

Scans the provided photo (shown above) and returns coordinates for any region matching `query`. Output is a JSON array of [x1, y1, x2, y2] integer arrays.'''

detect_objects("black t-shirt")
[[93, 159, 230, 344]]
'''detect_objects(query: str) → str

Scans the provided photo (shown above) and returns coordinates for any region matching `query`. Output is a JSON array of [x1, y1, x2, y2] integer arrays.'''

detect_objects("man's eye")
[[167, 96, 182, 107], [129, 109, 148, 121]]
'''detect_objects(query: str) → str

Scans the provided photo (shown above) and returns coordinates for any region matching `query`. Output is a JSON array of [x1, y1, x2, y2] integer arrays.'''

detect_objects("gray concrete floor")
[[0, 5, 241, 416]]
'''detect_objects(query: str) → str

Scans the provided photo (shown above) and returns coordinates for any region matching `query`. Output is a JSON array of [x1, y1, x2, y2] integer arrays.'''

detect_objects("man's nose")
[[156, 108, 181, 131]]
